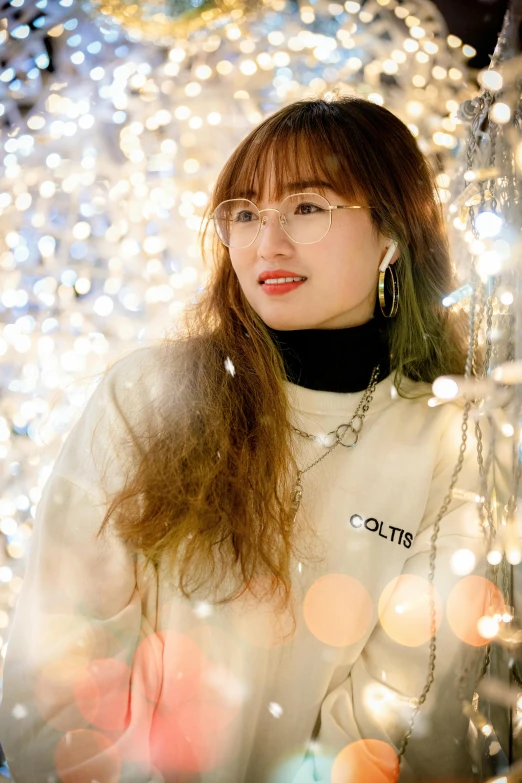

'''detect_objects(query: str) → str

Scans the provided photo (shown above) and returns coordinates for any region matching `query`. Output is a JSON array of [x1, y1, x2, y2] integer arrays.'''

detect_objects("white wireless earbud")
[[379, 240, 398, 273]]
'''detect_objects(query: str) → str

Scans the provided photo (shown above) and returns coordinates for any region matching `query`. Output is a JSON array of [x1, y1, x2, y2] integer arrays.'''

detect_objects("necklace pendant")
[[291, 475, 303, 522]]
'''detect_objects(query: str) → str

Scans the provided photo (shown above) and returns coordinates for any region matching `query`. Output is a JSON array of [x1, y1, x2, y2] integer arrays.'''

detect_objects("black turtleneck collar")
[[265, 315, 391, 393]]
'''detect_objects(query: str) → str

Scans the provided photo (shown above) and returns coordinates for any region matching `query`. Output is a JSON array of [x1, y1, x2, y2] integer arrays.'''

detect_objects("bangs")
[[216, 113, 369, 207]]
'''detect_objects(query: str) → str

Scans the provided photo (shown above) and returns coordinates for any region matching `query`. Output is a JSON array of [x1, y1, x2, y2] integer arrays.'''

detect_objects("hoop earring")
[[378, 264, 399, 318]]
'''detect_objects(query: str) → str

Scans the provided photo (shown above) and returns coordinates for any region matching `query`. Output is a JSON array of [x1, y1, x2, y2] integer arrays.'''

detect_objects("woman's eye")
[[296, 203, 321, 215], [235, 211, 257, 222]]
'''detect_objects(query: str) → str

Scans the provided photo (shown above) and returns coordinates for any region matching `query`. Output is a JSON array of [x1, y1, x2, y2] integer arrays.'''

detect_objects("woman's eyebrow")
[[284, 179, 333, 192], [237, 180, 334, 200]]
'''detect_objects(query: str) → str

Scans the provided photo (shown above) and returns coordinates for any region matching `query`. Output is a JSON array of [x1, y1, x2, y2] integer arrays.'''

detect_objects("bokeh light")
[[73, 658, 132, 732], [303, 574, 373, 647], [132, 630, 240, 774], [378, 575, 443, 647], [450, 548, 476, 576], [140, 631, 238, 777], [332, 739, 399, 783], [446, 576, 506, 647], [432, 376, 459, 400], [34, 657, 90, 732]]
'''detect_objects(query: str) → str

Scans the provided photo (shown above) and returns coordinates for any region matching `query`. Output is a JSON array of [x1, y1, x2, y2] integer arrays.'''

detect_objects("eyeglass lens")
[[213, 193, 331, 248]]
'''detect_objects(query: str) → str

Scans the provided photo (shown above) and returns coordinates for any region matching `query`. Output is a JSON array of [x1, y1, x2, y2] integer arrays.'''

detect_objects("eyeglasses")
[[211, 192, 371, 249]]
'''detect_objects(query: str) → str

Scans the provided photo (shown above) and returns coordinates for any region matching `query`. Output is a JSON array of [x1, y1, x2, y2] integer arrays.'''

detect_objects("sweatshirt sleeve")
[[0, 349, 164, 783], [292, 404, 491, 783]]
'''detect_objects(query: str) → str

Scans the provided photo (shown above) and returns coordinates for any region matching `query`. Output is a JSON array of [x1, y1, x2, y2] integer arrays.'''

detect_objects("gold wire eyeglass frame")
[[210, 192, 374, 248]]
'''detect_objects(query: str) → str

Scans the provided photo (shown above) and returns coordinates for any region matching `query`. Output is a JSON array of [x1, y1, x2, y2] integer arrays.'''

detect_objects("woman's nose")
[[256, 211, 291, 247]]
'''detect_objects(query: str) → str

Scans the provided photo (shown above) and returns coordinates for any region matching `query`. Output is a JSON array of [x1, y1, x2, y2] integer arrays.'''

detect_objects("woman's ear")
[[379, 240, 399, 272]]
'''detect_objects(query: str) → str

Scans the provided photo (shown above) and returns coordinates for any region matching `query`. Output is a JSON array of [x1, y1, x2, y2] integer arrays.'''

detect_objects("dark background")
[[433, 0, 509, 67]]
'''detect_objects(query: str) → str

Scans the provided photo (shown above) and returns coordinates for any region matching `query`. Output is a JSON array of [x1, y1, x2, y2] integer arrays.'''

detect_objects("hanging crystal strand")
[[401, 3, 522, 769], [397, 228, 485, 765], [396, 365, 476, 764], [467, 12, 522, 769]]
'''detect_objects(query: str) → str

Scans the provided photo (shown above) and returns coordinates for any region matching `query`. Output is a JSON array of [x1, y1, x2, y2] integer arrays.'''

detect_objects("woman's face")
[[228, 168, 397, 330]]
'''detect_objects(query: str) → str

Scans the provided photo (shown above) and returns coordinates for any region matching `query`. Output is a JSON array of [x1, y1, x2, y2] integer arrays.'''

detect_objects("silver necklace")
[[290, 365, 380, 523]]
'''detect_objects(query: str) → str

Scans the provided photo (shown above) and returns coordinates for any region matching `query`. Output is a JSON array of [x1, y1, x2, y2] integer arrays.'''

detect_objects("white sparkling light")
[[93, 296, 114, 316], [475, 211, 503, 239], [477, 251, 501, 278], [268, 702, 284, 718], [487, 549, 503, 566], [432, 377, 459, 400], [450, 549, 476, 576], [506, 548, 522, 566], [479, 70, 502, 91], [477, 616, 499, 640], [490, 103, 511, 124], [224, 357, 236, 377]]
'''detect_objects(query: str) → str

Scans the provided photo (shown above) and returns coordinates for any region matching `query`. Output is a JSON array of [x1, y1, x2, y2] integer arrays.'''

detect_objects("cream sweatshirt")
[[0, 345, 490, 783]]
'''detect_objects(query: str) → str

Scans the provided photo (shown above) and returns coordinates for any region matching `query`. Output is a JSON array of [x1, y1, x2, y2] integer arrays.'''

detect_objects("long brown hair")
[[98, 97, 467, 606]]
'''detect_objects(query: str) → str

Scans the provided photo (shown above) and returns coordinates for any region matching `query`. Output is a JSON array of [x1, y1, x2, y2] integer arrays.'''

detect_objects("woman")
[[0, 97, 488, 783]]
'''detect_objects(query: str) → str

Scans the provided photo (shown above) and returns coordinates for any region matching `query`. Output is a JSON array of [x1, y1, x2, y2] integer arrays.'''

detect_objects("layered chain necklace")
[[289, 365, 380, 524]]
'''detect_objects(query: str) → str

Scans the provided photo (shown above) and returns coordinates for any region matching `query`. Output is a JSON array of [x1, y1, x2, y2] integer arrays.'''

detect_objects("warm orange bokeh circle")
[[447, 575, 505, 647], [303, 573, 373, 647], [378, 575, 443, 647], [332, 739, 399, 783]]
